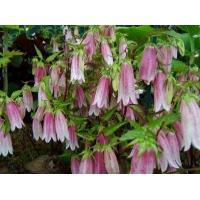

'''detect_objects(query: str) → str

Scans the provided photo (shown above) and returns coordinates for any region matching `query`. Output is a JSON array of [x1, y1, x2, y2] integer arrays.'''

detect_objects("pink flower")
[[32, 118, 43, 140], [43, 109, 56, 143], [23, 89, 33, 112], [0, 119, 13, 156], [16, 98, 26, 120], [53, 40, 59, 52], [180, 97, 200, 151], [71, 157, 80, 174], [157, 45, 173, 72], [117, 62, 137, 106], [104, 148, 120, 174], [101, 41, 113, 66], [66, 125, 79, 151], [75, 86, 87, 108], [53, 85, 61, 98], [94, 150, 107, 174], [38, 86, 50, 106], [89, 92, 101, 116], [139, 45, 158, 85], [97, 133, 109, 145], [65, 29, 73, 42], [93, 77, 111, 109], [128, 144, 156, 174], [58, 72, 66, 87], [82, 32, 95, 61], [35, 103, 46, 122], [153, 71, 171, 112], [79, 156, 94, 174], [6, 101, 24, 131], [50, 65, 59, 86], [70, 52, 85, 84], [119, 38, 127, 60], [173, 121, 184, 151], [157, 131, 179, 172], [104, 26, 116, 41], [34, 66, 45, 86], [55, 110, 69, 142]]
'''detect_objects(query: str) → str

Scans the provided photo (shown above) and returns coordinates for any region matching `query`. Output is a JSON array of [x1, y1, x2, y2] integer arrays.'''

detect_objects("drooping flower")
[[153, 71, 171, 112], [128, 143, 156, 174], [119, 38, 128, 60], [88, 92, 101, 116], [43, 109, 56, 143], [101, 40, 113, 66], [23, 88, 33, 112], [66, 125, 79, 151], [104, 148, 120, 174], [94, 150, 107, 174], [53, 40, 59, 52], [79, 155, 94, 174], [104, 26, 116, 41], [58, 72, 66, 87], [0, 119, 13, 156], [157, 131, 179, 172], [157, 45, 173, 72], [180, 97, 200, 151], [93, 77, 111, 109], [32, 118, 43, 140], [117, 62, 137, 106], [70, 52, 85, 84], [65, 29, 73, 42], [38, 86, 50, 106], [173, 121, 184, 151], [55, 110, 69, 142], [16, 97, 26, 120], [139, 45, 158, 85], [75, 86, 87, 108], [50, 65, 60, 87], [82, 32, 95, 61], [35, 103, 46, 122], [6, 100, 24, 131], [34, 65, 45, 86], [71, 157, 80, 174], [97, 133, 109, 145]]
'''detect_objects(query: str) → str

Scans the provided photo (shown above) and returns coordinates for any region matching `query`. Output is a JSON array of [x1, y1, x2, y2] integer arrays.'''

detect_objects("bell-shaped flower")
[[6, 100, 24, 131], [82, 32, 95, 61], [35, 103, 46, 122], [16, 97, 26, 120], [97, 133, 109, 145], [117, 62, 137, 106], [23, 88, 33, 112], [153, 71, 171, 112], [180, 97, 200, 151], [53, 40, 59, 52], [50, 64, 60, 87], [70, 52, 85, 84], [173, 121, 184, 151], [66, 125, 79, 151], [104, 26, 116, 41], [75, 86, 87, 108], [94, 150, 107, 174], [119, 38, 127, 60], [0, 119, 13, 156], [55, 110, 69, 142], [89, 92, 101, 116], [157, 131, 179, 172], [93, 77, 111, 109], [157, 45, 173, 72], [139, 45, 158, 85], [79, 154, 94, 174], [71, 157, 80, 174], [104, 148, 120, 174], [38, 86, 50, 106], [58, 72, 66, 87], [128, 143, 156, 174], [34, 65, 45, 86], [43, 108, 56, 143], [101, 40, 113, 66], [32, 118, 43, 140]]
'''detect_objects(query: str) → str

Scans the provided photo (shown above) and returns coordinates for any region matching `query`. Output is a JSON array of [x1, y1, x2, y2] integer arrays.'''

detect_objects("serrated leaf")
[[46, 52, 60, 62], [120, 130, 143, 141], [102, 106, 117, 121], [103, 121, 127, 136], [11, 90, 22, 99], [34, 45, 43, 60]]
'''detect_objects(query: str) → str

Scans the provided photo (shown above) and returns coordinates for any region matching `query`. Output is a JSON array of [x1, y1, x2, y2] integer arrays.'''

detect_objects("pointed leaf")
[[102, 106, 117, 121], [46, 52, 60, 63], [103, 121, 127, 136], [34, 45, 43, 60]]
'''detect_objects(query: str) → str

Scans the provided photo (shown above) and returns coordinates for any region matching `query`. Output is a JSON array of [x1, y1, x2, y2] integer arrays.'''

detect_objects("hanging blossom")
[[153, 71, 171, 112], [16, 97, 26, 120], [93, 77, 111, 109], [6, 100, 25, 131], [89, 92, 101, 116], [128, 143, 156, 174], [52, 40, 59, 52], [119, 38, 128, 60], [34, 63, 45, 86], [70, 52, 85, 84], [101, 40, 113, 66], [94, 150, 108, 174], [180, 96, 200, 151], [66, 125, 79, 151], [117, 62, 138, 106], [75, 86, 87, 108], [23, 87, 33, 112], [32, 118, 43, 140], [79, 154, 94, 174], [139, 45, 158, 85], [71, 157, 80, 174], [0, 119, 13, 157]]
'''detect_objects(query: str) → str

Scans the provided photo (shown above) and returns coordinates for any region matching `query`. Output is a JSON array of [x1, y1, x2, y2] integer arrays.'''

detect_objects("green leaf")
[[0, 57, 11, 67], [172, 59, 188, 74], [11, 90, 22, 99], [42, 76, 53, 100], [128, 119, 143, 131], [0, 90, 6, 96], [103, 121, 127, 136], [102, 106, 117, 121], [11, 55, 23, 68], [165, 113, 180, 126], [120, 130, 143, 141], [34, 45, 43, 60], [177, 25, 200, 35], [0, 25, 24, 31], [3, 50, 23, 57], [53, 98, 73, 107], [46, 52, 60, 62]]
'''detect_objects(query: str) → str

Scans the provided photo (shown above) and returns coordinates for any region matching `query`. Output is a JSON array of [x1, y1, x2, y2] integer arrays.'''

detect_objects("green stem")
[[2, 28, 8, 94]]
